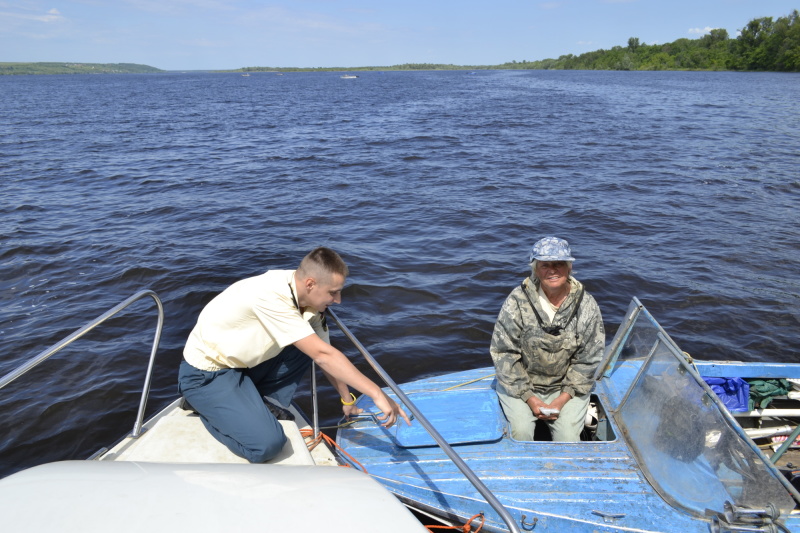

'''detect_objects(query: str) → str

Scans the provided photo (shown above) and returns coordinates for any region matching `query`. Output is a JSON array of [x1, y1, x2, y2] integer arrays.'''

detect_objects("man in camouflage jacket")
[[490, 237, 605, 441]]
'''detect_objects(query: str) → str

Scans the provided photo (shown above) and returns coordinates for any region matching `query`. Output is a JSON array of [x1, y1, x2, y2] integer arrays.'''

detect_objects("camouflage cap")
[[529, 236, 575, 263]]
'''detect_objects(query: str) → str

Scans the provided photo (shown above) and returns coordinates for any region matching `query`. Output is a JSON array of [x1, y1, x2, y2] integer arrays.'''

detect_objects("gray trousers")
[[496, 387, 589, 442]]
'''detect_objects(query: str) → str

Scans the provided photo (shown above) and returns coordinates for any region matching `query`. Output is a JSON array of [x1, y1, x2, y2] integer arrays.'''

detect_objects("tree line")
[[238, 10, 799, 73], [0, 62, 163, 75], [501, 9, 800, 72], [5, 10, 798, 75]]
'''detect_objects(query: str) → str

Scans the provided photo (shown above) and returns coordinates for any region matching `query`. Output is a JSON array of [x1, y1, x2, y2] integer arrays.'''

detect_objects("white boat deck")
[[0, 398, 433, 532], [99, 399, 338, 467]]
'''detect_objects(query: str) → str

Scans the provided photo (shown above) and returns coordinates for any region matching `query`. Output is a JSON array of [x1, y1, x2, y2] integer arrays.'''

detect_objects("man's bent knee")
[[241, 432, 287, 463]]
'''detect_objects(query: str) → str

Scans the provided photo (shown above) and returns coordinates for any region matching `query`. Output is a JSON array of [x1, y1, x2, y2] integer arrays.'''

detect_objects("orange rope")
[[299, 428, 368, 473], [425, 513, 485, 533]]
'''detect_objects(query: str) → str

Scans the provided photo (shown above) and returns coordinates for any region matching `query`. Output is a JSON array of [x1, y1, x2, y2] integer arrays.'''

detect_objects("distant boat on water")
[[341, 74, 359, 79], [241, 73, 250, 77]]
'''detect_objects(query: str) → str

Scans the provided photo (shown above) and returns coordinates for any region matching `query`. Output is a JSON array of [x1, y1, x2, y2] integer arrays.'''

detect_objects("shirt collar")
[[288, 270, 322, 324]]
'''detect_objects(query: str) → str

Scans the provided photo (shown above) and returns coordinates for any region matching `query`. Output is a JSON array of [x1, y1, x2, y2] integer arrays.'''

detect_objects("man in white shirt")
[[178, 247, 409, 462]]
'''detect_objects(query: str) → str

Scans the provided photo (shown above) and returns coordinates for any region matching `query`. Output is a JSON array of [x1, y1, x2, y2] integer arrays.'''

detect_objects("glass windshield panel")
[[616, 308, 659, 363], [617, 333, 795, 517]]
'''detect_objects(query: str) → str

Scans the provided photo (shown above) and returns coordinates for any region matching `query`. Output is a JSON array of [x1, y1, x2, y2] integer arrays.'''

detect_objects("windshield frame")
[[600, 298, 799, 517]]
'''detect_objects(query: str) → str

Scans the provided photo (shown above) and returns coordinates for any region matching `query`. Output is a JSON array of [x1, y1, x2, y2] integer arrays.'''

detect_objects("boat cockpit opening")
[[530, 394, 616, 442]]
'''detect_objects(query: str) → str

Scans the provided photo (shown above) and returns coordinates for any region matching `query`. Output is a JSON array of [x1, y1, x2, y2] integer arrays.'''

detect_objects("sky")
[[2, 1, 799, 71]]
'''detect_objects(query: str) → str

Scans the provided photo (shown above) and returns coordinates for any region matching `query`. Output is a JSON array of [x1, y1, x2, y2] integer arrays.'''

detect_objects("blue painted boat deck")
[[338, 367, 722, 532], [337, 300, 800, 532]]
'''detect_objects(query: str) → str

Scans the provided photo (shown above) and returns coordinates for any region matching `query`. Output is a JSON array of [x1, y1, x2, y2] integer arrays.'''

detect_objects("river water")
[[1, 69, 799, 478]]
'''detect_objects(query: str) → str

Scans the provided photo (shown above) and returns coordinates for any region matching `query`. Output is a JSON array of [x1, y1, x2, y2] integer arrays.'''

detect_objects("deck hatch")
[[394, 388, 505, 448]]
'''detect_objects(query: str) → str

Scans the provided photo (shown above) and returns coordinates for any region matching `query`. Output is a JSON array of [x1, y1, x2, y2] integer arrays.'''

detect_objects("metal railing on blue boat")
[[327, 308, 522, 533]]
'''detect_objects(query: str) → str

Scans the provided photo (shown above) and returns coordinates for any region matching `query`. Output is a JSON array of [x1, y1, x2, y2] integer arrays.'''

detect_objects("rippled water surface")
[[1, 70, 799, 478]]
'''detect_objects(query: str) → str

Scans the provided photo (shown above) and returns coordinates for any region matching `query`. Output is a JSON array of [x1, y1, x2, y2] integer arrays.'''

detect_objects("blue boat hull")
[[336, 300, 800, 532], [340, 367, 709, 531]]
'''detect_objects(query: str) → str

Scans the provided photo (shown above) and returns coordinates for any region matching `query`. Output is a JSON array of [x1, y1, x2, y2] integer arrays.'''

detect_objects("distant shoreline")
[[0, 62, 163, 75], [3, 62, 797, 76], [4, 9, 799, 76]]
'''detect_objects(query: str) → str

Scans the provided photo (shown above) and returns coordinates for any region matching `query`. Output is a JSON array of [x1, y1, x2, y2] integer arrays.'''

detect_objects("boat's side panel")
[[694, 361, 800, 380]]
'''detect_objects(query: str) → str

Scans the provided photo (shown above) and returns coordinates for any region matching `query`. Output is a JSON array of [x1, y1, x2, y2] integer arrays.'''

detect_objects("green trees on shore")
[[0, 62, 163, 75], [237, 10, 799, 73], [503, 9, 799, 71], [4, 10, 798, 74], [728, 11, 800, 70]]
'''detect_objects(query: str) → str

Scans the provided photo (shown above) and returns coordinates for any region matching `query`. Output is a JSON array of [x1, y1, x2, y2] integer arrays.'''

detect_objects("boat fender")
[[584, 403, 598, 429]]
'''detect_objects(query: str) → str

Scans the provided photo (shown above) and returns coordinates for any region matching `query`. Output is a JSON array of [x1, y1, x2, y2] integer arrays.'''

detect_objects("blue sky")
[[2, 1, 798, 70]]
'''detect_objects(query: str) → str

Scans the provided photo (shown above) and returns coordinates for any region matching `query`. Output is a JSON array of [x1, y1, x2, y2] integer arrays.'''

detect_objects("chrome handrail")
[[327, 308, 522, 533], [0, 290, 164, 438]]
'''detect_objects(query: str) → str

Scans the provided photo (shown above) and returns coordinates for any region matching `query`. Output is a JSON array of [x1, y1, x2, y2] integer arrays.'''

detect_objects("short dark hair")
[[297, 247, 349, 279]]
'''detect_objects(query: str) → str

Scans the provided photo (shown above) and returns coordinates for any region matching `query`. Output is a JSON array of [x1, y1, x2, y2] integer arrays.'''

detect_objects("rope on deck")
[[299, 427, 368, 473], [425, 512, 485, 533], [442, 374, 496, 391]]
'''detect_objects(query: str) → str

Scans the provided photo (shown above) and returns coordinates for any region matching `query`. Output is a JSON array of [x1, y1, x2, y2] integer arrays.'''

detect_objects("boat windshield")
[[610, 300, 796, 518]]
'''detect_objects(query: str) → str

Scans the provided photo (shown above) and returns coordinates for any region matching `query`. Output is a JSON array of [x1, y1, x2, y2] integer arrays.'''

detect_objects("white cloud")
[[0, 6, 64, 23], [688, 26, 714, 35]]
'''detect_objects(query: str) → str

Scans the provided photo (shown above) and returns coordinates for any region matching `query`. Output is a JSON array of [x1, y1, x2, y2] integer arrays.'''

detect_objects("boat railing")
[[0, 290, 164, 439], [326, 309, 522, 533], [3, 291, 519, 531]]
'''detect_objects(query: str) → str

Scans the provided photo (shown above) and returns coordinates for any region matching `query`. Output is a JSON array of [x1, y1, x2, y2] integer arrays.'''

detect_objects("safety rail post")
[[0, 290, 164, 439], [311, 362, 320, 441], [327, 308, 522, 533]]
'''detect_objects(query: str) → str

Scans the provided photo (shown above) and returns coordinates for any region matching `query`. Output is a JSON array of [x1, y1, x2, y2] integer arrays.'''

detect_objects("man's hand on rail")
[[373, 392, 411, 428], [342, 403, 363, 418]]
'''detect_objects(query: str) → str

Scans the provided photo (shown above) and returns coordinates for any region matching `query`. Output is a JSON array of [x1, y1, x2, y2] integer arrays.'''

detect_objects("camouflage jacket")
[[490, 276, 605, 400]]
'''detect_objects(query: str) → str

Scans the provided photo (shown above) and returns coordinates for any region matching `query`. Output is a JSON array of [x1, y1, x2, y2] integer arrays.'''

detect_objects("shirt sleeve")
[[561, 294, 605, 397], [490, 292, 535, 402]]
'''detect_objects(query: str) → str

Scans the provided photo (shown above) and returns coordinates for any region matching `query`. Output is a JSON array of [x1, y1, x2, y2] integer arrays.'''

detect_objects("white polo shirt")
[[183, 270, 330, 371]]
